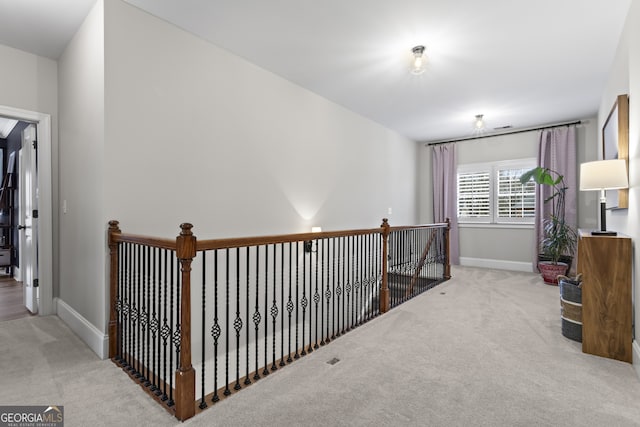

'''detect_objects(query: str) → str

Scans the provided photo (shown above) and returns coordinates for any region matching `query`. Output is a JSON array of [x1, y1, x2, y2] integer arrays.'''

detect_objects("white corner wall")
[[0, 43, 60, 299], [598, 1, 640, 376], [103, 0, 418, 241], [58, 0, 107, 357]]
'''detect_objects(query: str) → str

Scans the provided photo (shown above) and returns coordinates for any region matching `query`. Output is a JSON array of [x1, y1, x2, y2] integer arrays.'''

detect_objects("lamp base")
[[591, 230, 617, 236]]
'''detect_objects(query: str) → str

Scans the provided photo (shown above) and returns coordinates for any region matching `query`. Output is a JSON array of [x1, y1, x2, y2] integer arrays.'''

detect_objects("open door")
[[19, 124, 38, 313]]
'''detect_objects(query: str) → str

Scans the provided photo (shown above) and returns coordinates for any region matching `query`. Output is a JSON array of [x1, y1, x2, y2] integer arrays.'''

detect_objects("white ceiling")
[[0, 0, 632, 142]]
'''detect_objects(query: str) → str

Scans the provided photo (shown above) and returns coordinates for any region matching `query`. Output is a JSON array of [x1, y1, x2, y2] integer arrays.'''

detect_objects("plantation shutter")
[[496, 167, 535, 220], [457, 171, 491, 220]]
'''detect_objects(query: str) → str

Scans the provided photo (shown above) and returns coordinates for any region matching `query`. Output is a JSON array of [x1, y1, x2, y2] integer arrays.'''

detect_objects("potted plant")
[[520, 167, 577, 285]]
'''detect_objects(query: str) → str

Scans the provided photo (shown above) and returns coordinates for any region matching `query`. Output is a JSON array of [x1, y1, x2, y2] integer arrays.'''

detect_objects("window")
[[457, 159, 536, 225]]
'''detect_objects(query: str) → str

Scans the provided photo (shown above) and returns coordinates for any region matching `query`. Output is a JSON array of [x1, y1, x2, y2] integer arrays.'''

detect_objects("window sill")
[[458, 223, 534, 230]]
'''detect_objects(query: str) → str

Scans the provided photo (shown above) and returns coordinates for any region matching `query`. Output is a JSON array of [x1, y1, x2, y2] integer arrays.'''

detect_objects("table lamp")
[[579, 159, 628, 235]]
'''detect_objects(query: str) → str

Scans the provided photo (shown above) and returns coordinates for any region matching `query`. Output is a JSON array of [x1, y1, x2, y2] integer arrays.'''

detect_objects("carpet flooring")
[[1, 266, 640, 426]]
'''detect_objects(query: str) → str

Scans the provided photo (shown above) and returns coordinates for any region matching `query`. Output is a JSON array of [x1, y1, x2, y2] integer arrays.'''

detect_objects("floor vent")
[[327, 357, 340, 365]]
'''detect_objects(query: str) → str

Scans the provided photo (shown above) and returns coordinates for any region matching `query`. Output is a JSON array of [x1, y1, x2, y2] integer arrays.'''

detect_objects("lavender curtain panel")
[[535, 126, 577, 267], [432, 143, 460, 264]]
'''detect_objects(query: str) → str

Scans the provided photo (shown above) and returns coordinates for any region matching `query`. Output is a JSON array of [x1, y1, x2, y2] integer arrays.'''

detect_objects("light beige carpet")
[[2, 266, 640, 426]]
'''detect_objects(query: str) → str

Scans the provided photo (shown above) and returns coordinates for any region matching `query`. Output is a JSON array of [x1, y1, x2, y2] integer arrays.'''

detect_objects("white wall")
[[58, 0, 106, 353], [598, 1, 640, 375], [58, 0, 419, 357], [103, 0, 417, 240], [0, 44, 59, 297], [418, 120, 597, 271]]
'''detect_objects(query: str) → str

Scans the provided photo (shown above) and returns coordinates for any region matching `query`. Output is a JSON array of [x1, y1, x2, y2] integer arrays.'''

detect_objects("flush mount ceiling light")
[[410, 45, 427, 75]]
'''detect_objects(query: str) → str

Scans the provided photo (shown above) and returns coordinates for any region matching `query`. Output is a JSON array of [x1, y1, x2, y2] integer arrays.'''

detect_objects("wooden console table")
[[577, 230, 632, 363]]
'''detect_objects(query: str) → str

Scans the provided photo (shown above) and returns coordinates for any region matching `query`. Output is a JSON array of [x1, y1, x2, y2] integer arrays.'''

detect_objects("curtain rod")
[[425, 120, 583, 146]]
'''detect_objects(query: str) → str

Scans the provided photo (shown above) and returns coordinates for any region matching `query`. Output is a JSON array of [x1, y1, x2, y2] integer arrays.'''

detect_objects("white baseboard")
[[459, 257, 534, 273], [633, 340, 640, 380], [55, 297, 108, 360]]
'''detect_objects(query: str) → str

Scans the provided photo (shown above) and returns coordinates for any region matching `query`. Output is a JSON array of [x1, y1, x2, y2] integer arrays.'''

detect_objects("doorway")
[[0, 105, 53, 318]]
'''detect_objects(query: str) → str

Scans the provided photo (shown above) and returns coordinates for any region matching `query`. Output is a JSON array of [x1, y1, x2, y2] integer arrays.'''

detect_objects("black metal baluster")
[[199, 251, 207, 409], [129, 244, 136, 374], [142, 246, 149, 386], [235, 247, 243, 391], [363, 234, 368, 321], [225, 249, 231, 396], [156, 247, 163, 394], [307, 243, 314, 353], [150, 247, 159, 392], [325, 238, 331, 344], [115, 243, 122, 364], [245, 247, 252, 385], [169, 255, 181, 408], [123, 242, 131, 369], [340, 237, 349, 334], [211, 250, 220, 403], [127, 243, 133, 367], [263, 246, 270, 375], [161, 249, 169, 401], [332, 238, 337, 339], [280, 243, 286, 367], [301, 242, 307, 356], [253, 246, 261, 380], [313, 237, 320, 350], [294, 243, 300, 359], [345, 236, 352, 331], [359, 234, 364, 325], [271, 244, 278, 370], [368, 233, 373, 320], [362, 234, 367, 322], [287, 242, 293, 363], [136, 244, 142, 378], [356, 235, 360, 327], [352, 235, 357, 328], [167, 252, 175, 407], [354, 235, 359, 328], [336, 237, 342, 337], [356, 235, 361, 325], [320, 239, 326, 346]]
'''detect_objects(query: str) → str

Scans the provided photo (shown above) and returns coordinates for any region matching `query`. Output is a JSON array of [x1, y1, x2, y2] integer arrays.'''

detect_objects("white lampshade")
[[311, 226, 322, 233], [579, 159, 628, 191]]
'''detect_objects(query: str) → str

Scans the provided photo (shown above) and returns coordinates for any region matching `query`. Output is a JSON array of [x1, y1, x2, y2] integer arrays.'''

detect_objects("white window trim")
[[457, 158, 536, 226]]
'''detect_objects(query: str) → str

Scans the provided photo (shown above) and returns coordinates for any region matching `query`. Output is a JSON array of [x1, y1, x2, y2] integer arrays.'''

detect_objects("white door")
[[20, 124, 38, 313]]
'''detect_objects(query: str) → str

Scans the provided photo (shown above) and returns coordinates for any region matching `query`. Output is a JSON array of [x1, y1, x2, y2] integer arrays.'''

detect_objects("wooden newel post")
[[108, 220, 121, 359], [380, 218, 391, 313], [175, 223, 196, 421], [444, 218, 451, 279]]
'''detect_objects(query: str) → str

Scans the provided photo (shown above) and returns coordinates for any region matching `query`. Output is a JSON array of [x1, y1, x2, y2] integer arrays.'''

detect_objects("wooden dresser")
[[577, 230, 632, 363]]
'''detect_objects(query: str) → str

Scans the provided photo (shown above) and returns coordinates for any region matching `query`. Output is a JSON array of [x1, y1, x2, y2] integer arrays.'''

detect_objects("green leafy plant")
[[519, 167, 577, 264]]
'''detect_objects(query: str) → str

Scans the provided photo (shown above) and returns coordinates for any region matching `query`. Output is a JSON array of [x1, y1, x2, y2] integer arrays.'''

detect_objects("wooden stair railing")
[[108, 218, 450, 421]]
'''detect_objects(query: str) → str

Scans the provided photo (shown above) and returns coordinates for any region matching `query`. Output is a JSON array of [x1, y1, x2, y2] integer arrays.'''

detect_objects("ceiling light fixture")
[[410, 45, 427, 75], [473, 114, 485, 130]]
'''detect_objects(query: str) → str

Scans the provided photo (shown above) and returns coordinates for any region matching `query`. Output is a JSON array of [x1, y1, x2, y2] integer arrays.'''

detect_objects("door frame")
[[0, 105, 53, 316]]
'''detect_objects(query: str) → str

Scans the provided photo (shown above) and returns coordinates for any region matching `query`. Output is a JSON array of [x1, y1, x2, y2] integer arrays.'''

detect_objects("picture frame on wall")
[[602, 93, 629, 209]]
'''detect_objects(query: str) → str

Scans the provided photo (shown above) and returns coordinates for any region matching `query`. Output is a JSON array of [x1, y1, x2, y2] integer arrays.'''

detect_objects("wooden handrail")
[[111, 232, 176, 250], [388, 222, 448, 232], [196, 227, 384, 251]]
